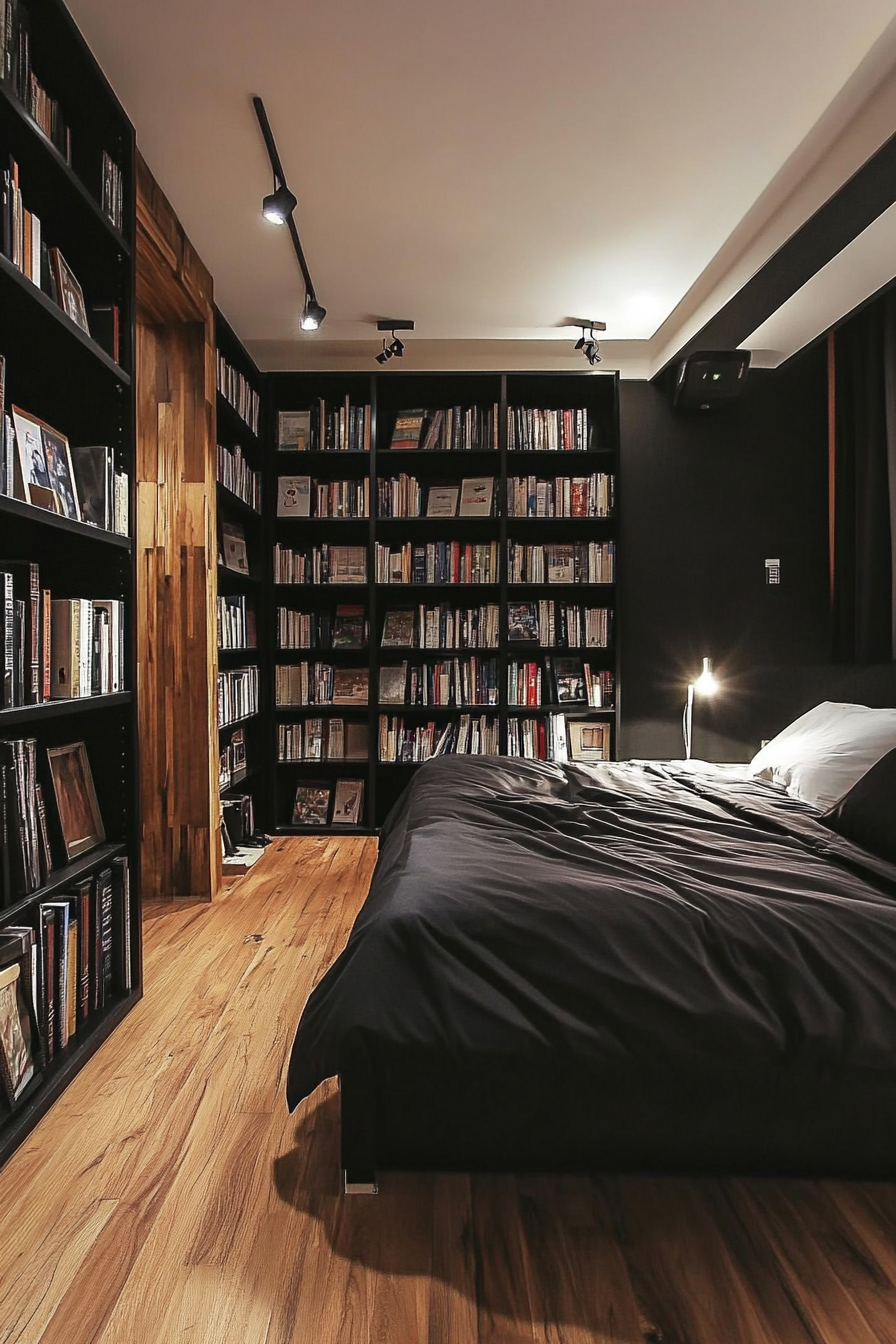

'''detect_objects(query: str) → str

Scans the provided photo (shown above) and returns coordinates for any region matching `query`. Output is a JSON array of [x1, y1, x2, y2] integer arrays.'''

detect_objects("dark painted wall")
[[618, 346, 836, 761]]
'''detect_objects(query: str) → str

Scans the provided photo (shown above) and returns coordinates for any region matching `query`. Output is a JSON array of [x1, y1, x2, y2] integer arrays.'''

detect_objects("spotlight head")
[[300, 298, 326, 332], [693, 657, 719, 697], [375, 338, 393, 364], [389, 335, 405, 358], [587, 347, 602, 366], [262, 183, 298, 224], [574, 335, 586, 351]]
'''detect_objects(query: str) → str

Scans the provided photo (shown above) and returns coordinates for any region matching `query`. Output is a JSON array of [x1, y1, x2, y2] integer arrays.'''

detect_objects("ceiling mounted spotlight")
[[253, 95, 326, 332], [262, 182, 298, 225], [374, 318, 415, 365], [301, 297, 327, 332], [570, 318, 606, 366]]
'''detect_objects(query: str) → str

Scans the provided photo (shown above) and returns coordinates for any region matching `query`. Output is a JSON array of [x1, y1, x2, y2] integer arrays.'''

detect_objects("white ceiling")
[[68, 0, 896, 376]]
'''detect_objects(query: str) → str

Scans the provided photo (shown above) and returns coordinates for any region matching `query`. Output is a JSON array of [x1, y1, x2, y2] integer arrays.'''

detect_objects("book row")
[[378, 714, 499, 763], [507, 406, 593, 453], [1, 736, 108, 903], [507, 541, 616, 585], [273, 543, 366, 586], [507, 659, 615, 708], [381, 604, 499, 650], [379, 658, 499, 707], [291, 779, 364, 827], [0, 856, 131, 1106], [389, 405, 498, 453], [507, 473, 614, 518], [507, 601, 612, 648], [218, 726, 247, 793], [216, 443, 261, 513], [277, 604, 367, 650], [275, 663, 368, 708], [100, 151, 124, 232], [507, 715, 611, 763], [376, 475, 496, 519], [1, 567, 124, 707], [375, 541, 499, 585], [1, 2, 72, 161], [277, 475, 369, 520], [216, 354, 260, 436], [277, 718, 369, 762], [1, 372, 129, 532], [278, 400, 371, 453], [217, 665, 259, 729], [217, 595, 256, 652]]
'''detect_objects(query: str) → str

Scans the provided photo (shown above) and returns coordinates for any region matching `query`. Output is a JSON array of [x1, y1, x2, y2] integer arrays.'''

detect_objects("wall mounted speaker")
[[673, 350, 751, 411]]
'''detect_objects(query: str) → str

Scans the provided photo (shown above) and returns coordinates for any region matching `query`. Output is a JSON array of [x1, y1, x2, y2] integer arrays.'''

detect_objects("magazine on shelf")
[[291, 784, 331, 827], [379, 663, 408, 704], [277, 476, 311, 517], [278, 411, 311, 451], [507, 602, 539, 642], [426, 485, 459, 518], [381, 609, 416, 647], [221, 521, 250, 574], [459, 478, 494, 517], [332, 779, 364, 826]]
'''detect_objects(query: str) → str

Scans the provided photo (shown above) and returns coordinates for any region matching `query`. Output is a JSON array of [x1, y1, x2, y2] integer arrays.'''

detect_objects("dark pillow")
[[821, 747, 896, 863]]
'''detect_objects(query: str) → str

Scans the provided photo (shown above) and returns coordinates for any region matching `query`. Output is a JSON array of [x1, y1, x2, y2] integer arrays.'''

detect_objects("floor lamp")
[[683, 658, 719, 759]]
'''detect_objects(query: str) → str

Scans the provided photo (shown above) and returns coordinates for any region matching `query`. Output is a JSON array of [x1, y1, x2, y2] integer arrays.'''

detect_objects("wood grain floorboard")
[[1, 834, 896, 1344]]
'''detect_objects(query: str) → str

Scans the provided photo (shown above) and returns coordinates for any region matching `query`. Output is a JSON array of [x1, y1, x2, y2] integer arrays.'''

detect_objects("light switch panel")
[[765, 558, 781, 585]]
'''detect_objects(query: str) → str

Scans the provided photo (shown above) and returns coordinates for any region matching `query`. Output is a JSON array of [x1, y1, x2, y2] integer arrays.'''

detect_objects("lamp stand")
[[682, 683, 695, 759]]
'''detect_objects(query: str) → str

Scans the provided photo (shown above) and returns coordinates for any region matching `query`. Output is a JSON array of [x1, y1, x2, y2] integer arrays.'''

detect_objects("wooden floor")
[[3, 836, 896, 1343]]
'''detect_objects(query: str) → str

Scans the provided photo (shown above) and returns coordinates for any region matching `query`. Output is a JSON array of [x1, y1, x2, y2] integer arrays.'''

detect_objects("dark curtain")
[[833, 288, 896, 662]]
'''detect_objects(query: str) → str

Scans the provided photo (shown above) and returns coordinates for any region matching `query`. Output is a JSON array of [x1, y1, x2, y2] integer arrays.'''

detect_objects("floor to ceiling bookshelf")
[[266, 370, 619, 834], [0, 0, 139, 1165]]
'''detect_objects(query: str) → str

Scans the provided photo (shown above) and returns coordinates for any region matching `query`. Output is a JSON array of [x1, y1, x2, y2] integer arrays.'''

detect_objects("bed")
[[286, 706, 896, 1186]]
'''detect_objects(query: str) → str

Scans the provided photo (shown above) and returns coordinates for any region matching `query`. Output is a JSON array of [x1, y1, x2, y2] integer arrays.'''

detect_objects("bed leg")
[[343, 1170, 379, 1195]]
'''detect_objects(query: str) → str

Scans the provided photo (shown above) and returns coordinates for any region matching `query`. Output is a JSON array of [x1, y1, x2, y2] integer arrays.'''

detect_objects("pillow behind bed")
[[749, 701, 896, 809], [821, 747, 896, 863]]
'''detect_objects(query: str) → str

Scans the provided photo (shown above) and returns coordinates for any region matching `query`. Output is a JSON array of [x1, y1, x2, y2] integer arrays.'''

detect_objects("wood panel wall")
[[135, 154, 221, 900]]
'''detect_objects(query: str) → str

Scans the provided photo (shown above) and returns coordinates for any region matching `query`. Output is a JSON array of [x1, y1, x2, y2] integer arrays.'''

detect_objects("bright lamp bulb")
[[300, 298, 326, 332], [693, 657, 719, 697]]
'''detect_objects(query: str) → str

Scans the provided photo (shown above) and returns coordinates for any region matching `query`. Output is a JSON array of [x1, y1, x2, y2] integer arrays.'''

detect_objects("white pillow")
[[749, 701, 896, 810]]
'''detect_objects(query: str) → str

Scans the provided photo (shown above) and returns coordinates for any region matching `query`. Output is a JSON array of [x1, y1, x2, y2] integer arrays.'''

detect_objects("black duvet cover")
[[286, 756, 896, 1175]]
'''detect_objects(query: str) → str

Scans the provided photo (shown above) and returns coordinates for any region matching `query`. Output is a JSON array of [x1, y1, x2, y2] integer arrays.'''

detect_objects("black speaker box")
[[673, 350, 750, 411]]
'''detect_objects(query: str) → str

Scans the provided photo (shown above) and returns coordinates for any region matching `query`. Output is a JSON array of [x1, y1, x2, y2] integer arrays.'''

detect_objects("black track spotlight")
[[262, 182, 298, 225], [574, 330, 587, 352], [569, 318, 606, 364], [300, 297, 327, 331], [253, 96, 326, 331], [374, 318, 415, 364]]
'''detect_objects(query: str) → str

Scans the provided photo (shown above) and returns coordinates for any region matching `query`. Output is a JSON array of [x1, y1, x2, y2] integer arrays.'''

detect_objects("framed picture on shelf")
[[0, 961, 38, 1108], [332, 779, 364, 826], [11, 408, 81, 519], [50, 248, 90, 334], [551, 656, 587, 704], [277, 475, 311, 517], [221, 521, 249, 574], [332, 667, 369, 705], [278, 411, 311, 451], [291, 784, 331, 827], [507, 602, 539, 642], [381, 609, 416, 647], [567, 720, 610, 762], [45, 741, 105, 861]]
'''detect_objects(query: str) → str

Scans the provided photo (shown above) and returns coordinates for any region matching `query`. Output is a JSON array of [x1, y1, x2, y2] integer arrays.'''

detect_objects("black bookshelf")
[[214, 313, 264, 831], [264, 369, 620, 833], [0, 0, 139, 1167]]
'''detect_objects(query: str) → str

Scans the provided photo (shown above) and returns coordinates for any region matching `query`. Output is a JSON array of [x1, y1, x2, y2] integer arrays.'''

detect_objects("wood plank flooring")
[[2, 835, 896, 1343]]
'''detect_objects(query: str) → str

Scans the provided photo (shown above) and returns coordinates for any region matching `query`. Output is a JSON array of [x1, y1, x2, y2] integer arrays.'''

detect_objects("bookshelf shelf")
[[0, 0, 139, 1171], [0, 691, 132, 728], [0, 80, 131, 256], [216, 392, 260, 444], [0, 494, 132, 549], [0, 252, 131, 383], [215, 482, 262, 520]]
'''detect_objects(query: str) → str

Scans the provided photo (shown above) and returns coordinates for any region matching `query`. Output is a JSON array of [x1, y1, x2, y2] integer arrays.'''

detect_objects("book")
[[390, 411, 425, 450], [70, 445, 115, 529], [332, 605, 366, 648], [507, 602, 539, 642], [550, 656, 587, 704], [329, 547, 367, 583], [426, 486, 459, 518], [332, 779, 364, 826], [379, 663, 408, 705], [291, 785, 331, 827], [344, 722, 369, 761], [277, 476, 311, 517], [221, 521, 249, 575], [332, 668, 369, 705], [459, 478, 494, 517], [381, 609, 416, 647], [0, 561, 40, 706], [278, 410, 311, 451]]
